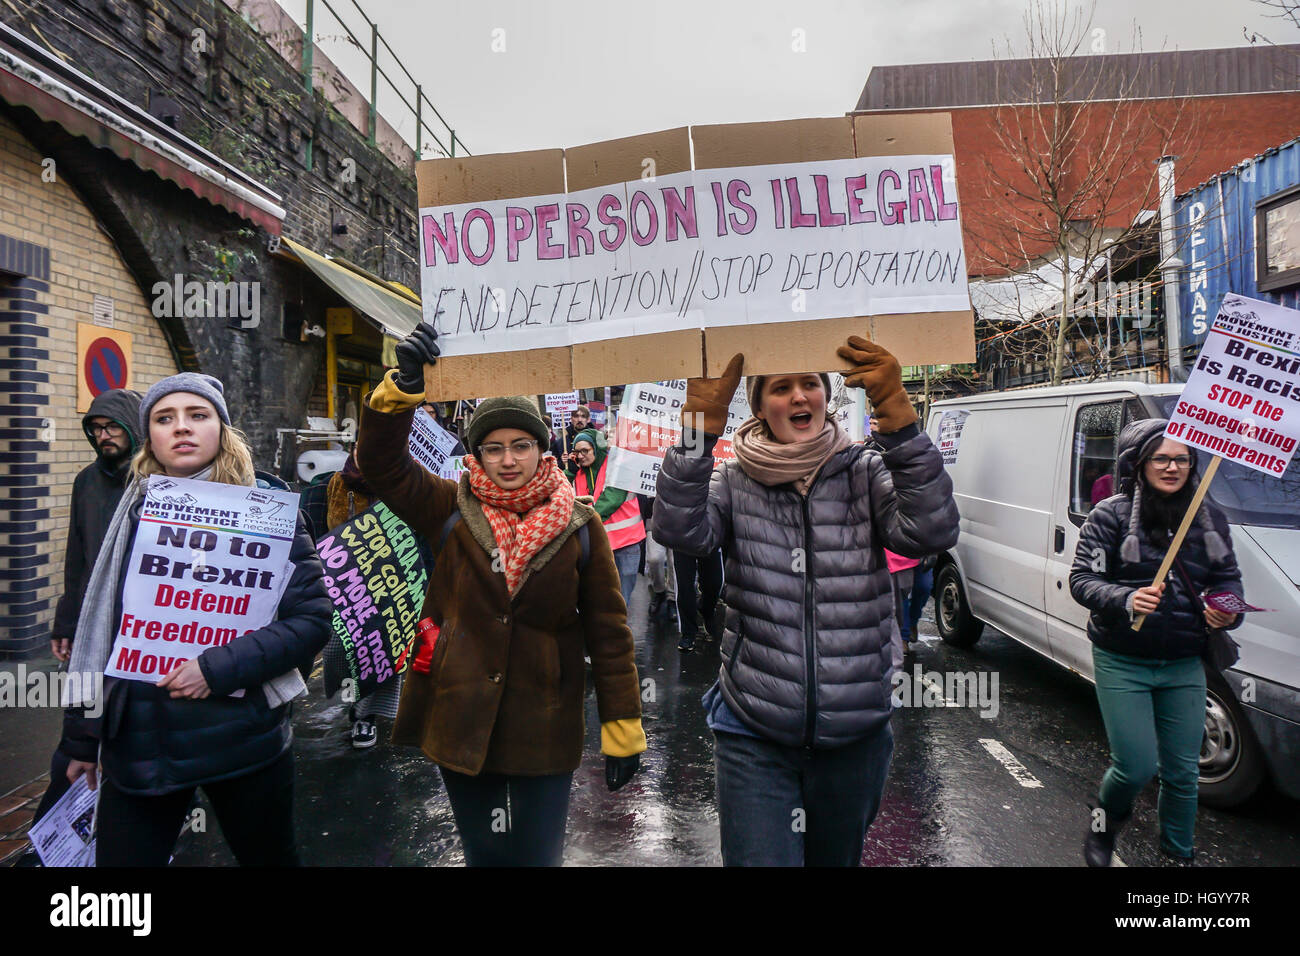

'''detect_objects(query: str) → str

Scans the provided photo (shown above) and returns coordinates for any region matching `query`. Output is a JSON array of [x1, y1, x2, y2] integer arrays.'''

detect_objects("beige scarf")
[[731, 416, 851, 495]]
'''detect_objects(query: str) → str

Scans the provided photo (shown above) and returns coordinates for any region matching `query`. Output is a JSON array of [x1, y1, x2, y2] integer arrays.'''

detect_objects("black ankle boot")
[[1083, 802, 1131, 868]]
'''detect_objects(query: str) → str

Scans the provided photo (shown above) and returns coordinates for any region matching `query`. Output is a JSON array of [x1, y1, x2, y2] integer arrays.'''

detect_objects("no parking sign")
[[76, 322, 133, 412]]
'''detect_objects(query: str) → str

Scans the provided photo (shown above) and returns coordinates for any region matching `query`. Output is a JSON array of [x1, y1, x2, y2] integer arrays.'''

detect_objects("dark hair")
[[1137, 464, 1195, 544]]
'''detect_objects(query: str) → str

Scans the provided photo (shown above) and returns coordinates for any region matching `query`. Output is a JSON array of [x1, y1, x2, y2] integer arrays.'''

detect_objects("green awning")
[[280, 237, 422, 339]]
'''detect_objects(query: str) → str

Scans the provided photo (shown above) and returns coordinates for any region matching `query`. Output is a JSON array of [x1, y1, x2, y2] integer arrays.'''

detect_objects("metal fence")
[[301, 0, 468, 159]]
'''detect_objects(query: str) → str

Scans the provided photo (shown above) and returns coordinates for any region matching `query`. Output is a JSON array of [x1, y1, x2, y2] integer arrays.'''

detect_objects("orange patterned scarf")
[[466, 454, 575, 595]]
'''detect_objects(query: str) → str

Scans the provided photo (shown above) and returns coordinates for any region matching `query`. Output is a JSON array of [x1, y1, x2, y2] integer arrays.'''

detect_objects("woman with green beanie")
[[355, 325, 646, 866], [567, 426, 646, 608]]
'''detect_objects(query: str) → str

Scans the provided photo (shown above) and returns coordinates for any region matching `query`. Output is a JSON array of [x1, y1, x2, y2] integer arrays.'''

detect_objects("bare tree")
[[966, 0, 1200, 386]]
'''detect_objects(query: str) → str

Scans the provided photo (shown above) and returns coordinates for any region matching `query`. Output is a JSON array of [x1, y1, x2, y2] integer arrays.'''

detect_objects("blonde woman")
[[64, 373, 331, 867]]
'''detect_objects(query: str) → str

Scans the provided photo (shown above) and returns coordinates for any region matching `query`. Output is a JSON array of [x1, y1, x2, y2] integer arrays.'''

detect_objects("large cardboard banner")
[[1166, 293, 1300, 476], [104, 476, 298, 683], [317, 502, 429, 700], [605, 380, 749, 495], [416, 116, 975, 399]]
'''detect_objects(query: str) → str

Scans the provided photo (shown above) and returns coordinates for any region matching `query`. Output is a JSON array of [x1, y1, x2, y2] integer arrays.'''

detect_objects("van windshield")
[[1148, 395, 1300, 529]]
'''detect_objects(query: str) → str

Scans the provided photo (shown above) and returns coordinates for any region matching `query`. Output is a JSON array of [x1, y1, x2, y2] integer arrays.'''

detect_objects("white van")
[[927, 381, 1300, 807]]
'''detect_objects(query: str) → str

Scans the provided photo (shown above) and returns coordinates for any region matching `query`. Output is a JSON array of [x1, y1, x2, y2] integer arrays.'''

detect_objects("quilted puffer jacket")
[[654, 424, 959, 748], [1069, 494, 1243, 660]]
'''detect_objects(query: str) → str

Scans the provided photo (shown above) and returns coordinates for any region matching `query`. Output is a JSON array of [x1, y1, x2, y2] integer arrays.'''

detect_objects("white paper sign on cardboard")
[[421, 156, 968, 358], [1166, 293, 1300, 477]]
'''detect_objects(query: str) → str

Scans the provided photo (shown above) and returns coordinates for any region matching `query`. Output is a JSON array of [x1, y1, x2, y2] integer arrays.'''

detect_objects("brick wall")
[[0, 111, 178, 657]]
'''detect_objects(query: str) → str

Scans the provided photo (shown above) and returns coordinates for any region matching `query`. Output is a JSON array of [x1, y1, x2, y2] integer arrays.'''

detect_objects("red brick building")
[[854, 45, 1300, 278]]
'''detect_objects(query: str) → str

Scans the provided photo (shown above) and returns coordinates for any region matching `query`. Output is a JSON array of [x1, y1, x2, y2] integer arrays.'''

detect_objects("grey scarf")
[[63, 465, 306, 709]]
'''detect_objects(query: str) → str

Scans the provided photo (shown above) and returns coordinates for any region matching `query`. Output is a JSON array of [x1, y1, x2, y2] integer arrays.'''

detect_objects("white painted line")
[[1113, 853, 1127, 867], [978, 738, 1044, 788]]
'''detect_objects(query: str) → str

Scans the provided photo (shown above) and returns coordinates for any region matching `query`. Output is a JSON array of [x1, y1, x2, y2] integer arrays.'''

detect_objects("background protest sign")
[[1134, 293, 1300, 630], [417, 115, 975, 400], [317, 502, 429, 700], [409, 407, 461, 476], [1166, 293, 1300, 476], [104, 476, 298, 683], [605, 379, 749, 495], [545, 390, 580, 427], [937, 409, 970, 465]]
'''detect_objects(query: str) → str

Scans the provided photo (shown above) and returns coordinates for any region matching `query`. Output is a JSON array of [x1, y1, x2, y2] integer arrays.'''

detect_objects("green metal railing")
[[301, 0, 467, 161]]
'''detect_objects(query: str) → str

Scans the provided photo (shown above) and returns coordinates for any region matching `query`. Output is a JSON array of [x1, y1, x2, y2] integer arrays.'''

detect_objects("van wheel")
[[1198, 669, 1265, 809], [935, 563, 983, 647]]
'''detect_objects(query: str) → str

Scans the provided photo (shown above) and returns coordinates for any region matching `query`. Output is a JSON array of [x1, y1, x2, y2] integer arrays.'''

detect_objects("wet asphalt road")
[[162, 577, 1299, 867]]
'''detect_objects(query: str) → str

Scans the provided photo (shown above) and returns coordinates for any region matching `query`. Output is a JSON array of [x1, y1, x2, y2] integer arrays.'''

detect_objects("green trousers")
[[1092, 644, 1206, 859]]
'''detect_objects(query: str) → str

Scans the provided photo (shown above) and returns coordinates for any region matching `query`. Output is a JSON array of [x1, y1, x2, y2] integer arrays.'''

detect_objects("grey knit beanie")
[[1115, 417, 1229, 566], [746, 373, 833, 415], [465, 396, 550, 452], [140, 373, 230, 435]]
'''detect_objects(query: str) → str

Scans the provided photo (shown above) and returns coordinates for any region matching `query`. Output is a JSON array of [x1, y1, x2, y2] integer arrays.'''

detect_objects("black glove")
[[605, 754, 641, 792], [394, 324, 440, 393]]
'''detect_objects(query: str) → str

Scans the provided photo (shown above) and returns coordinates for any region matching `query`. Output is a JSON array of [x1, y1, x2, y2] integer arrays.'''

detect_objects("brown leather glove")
[[835, 336, 917, 433], [683, 353, 744, 436]]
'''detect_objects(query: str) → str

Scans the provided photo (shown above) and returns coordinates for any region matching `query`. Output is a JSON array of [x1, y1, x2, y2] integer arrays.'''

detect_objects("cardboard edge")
[[690, 116, 855, 169], [572, 329, 703, 388], [565, 127, 692, 191], [851, 111, 956, 158]]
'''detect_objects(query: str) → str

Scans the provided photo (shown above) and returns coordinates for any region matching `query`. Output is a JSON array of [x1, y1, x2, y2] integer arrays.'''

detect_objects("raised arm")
[[652, 354, 743, 558], [355, 326, 458, 542], [838, 336, 958, 557]]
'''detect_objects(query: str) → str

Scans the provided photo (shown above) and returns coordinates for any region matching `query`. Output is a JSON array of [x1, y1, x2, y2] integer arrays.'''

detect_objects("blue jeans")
[[714, 722, 895, 866], [899, 567, 934, 642], [439, 767, 573, 866], [1092, 644, 1206, 858], [613, 544, 641, 609]]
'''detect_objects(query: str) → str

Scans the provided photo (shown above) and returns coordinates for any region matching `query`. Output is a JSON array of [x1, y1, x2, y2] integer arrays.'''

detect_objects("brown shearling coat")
[[356, 398, 641, 776]]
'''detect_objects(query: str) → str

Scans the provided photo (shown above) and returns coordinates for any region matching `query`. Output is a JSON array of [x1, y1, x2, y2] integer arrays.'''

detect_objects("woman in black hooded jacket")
[[1069, 417, 1244, 866]]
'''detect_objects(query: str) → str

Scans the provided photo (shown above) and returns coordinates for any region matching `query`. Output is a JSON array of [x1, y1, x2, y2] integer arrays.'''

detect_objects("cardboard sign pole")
[[1131, 455, 1222, 631]]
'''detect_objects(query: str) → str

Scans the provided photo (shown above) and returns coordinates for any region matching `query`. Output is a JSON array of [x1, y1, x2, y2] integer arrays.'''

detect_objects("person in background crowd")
[[318, 452, 435, 749], [871, 415, 937, 660], [884, 548, 920, 663], [563, 404, 592, 462], [543, 413, 565, 460], [638, 493, 677, 627], [1070, 418, 1244, 867], [654, 337, 959, 866], [672, 544, 723, 653], [63, 373, 331, 866], [357, 326, 645, 866], [566, 428, 646, 608], [22, 390, 144, 854]]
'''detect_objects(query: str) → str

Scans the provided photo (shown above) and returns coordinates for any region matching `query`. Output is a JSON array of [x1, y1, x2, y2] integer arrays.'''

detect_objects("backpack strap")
[[439, 509, 461, 555]]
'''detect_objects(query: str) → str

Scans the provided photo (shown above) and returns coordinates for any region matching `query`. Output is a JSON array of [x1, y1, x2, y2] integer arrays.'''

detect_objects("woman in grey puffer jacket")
[[654, 337, 959, 866]]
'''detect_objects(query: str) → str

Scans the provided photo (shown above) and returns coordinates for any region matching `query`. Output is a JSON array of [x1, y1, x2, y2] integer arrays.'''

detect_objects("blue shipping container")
[[1174, 138, 1300, 349]]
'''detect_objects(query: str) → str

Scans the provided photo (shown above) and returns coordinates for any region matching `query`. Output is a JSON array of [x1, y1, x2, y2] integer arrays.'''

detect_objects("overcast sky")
[[270, 0, 1299, 157]]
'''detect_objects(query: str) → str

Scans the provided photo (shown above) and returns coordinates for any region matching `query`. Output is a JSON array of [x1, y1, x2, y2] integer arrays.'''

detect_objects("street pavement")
[[4, 578, 1297, 866]]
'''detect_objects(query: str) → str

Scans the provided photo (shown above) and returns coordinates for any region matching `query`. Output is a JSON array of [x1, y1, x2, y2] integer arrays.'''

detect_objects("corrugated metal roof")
[[856, 45, 1300, 112]]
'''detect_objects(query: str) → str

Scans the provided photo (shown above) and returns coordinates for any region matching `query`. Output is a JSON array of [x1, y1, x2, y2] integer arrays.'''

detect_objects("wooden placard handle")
[[1132, 455, 1222, 631]]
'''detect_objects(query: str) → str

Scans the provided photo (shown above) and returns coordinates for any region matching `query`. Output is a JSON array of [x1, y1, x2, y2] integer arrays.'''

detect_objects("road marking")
[[978, 738, 1043, 788]]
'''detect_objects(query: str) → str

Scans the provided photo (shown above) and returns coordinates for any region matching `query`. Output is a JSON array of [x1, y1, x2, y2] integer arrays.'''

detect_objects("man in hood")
[[49, 388, 145, 661]]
